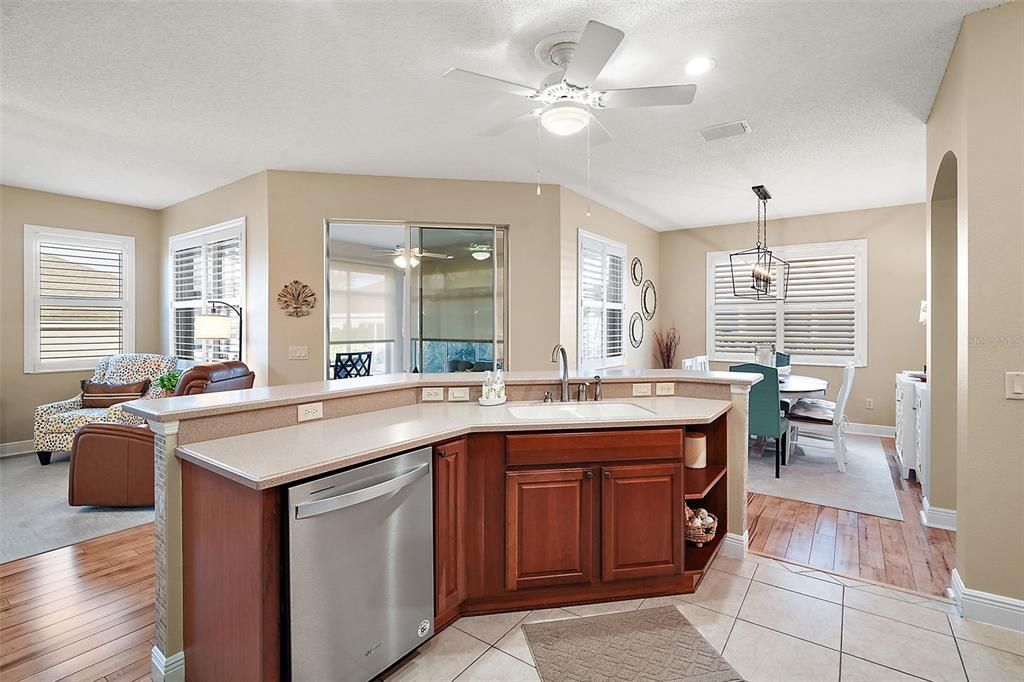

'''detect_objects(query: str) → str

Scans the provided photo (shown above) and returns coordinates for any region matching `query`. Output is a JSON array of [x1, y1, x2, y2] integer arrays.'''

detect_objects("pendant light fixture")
[[729, 185, 790, 300]]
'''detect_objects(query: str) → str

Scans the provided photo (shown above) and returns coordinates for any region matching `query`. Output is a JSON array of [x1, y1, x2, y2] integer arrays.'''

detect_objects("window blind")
[[170, 220, 244, 362], [24, 226, 135, 372], [707, 240, 866, 366], [579, 232, 625, 370]]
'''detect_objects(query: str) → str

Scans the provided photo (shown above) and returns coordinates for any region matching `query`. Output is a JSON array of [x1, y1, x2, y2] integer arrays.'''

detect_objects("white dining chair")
[[682, 355, 710, 371], [787, 362, 855, 473]]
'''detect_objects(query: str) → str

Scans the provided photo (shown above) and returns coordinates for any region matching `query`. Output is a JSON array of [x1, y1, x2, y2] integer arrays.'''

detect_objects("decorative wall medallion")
[[630, 257, 644, 287], [277, 280, 317, 317], [629, 312, 644, 348], [641, 280, 657, 321]]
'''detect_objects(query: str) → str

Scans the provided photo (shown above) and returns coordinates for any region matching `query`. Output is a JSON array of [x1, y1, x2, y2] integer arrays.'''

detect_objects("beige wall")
[[927, 0, 1024, 601], [0, 186, 162, 444], [158, 172, 270, 386], [559, 187, 661, 370], [657, 203, 927, 427]]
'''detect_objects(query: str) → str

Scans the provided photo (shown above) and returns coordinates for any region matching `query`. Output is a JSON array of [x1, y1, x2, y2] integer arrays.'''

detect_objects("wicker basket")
[[685, 511, 718, 547]]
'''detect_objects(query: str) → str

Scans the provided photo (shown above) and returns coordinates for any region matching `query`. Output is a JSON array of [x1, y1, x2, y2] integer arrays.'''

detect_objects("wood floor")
[[746, 438, 956, 596], [0, 524, 155, 682]]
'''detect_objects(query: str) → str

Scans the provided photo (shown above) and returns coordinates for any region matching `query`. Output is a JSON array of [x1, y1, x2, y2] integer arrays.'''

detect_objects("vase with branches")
[[653, 325, 681, 369]]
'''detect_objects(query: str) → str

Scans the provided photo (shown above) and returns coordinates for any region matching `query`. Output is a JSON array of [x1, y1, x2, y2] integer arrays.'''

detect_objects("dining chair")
[[787, 362, 855, 473], [682, 355, 710, 371], [775, 351, 791, 367], [332, 351, 372, 379], [731, 363, 790, 478]]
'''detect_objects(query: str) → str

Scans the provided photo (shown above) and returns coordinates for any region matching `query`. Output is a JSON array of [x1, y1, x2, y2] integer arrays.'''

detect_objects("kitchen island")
[[124, 369, 760, 681]]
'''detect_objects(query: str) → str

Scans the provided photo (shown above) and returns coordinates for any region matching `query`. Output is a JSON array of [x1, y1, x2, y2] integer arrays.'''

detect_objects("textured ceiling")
[[0, 0, 1001, 229]]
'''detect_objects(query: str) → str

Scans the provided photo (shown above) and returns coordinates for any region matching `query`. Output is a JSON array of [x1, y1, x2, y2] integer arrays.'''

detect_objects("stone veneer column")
[[723, 384, 751, 557], [148, 419, 185, 682]]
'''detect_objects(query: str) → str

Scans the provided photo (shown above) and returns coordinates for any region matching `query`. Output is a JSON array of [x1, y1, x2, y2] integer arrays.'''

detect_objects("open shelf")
[[684, 530, 725, 576], [684, 465, 727, 500]]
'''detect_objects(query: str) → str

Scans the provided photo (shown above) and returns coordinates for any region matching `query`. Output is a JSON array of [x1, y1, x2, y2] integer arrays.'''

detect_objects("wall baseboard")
[[150, 647, 184, 682], [845, 423, 896, 438], [920, 496, 957, 531], [720, 531, 748, 559], [952, 569, 1024, 632], [0, 440, 34, 458]]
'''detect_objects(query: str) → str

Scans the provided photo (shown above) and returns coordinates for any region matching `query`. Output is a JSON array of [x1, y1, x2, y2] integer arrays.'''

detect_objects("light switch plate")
[[448, 387, 470, 401], [655, 382, 675, 396], [422, 387, 444, 402], [297, 402, 323, 422], [288, 346, 309, 360], [1006, 372, 1024, 400], [632, 383, 652, 397]]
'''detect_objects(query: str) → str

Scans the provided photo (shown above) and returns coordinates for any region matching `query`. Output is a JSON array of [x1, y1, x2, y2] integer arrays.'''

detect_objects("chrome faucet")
[[593, 375, 603, 401], [551, 344, 570, 401]]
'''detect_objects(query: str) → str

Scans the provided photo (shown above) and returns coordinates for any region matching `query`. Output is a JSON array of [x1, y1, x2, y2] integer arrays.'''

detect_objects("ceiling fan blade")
[[478, 109, 540, 137], [563, 20, 625, 88], [595, 84, 696, 108], [589, 113, 613, 145], [442, 68, 538, 98]]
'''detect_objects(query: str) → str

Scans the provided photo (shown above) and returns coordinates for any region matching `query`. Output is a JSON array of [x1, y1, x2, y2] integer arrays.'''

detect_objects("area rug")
[[523, 605, 743, 682], [0, 452, 153, 563], [747, 433, 903, 520]]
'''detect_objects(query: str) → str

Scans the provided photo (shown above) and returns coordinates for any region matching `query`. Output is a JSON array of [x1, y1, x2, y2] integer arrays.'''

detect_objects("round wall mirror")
[[629, 312, 644, 348], [641, 280, 657, 320], [630, 258, 643, 287]]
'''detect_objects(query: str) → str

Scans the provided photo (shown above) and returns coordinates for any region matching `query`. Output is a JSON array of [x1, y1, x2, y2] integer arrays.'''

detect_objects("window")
[[707, 239, 867, 366], [169, 218, 244, 362], [578, 230, 626, 370], [328, 259, 399, 375], [24, 225, 135, 373]]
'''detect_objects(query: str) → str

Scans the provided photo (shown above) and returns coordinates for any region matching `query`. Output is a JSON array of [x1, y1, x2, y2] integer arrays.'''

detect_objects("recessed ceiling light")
[[685, 56, 716, 76]]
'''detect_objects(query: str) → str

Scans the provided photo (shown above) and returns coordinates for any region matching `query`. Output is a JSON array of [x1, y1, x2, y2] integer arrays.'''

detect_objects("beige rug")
[[523, 605, 743, 682]]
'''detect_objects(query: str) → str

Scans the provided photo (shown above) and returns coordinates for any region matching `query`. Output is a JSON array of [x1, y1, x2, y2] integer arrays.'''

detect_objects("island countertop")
[[124, 368, 760, 423], [177, 396, 732, 489]]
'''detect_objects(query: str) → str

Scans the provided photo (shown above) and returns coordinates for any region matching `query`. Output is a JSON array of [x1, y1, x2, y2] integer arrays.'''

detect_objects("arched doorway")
[[925, 151, 959, 523]]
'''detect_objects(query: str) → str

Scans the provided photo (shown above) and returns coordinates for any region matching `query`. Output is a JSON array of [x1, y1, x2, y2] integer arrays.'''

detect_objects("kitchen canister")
[[684, 432, 707, 469]]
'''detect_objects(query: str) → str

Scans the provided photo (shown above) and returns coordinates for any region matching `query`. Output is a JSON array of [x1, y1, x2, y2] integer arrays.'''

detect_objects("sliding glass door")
[[326, 221, 506, 376]]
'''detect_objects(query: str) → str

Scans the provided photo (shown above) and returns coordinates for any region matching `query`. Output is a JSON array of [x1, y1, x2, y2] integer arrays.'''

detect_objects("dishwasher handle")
[[294, 463, 430, 519]]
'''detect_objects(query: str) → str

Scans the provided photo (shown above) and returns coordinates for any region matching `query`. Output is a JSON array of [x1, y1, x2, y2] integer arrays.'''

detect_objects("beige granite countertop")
[[177, 396, 732, 489], [124, 369, 759, 423]]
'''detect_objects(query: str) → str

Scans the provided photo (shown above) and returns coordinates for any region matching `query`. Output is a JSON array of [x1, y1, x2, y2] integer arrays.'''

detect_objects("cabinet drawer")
[[506, 429, 683, 467]]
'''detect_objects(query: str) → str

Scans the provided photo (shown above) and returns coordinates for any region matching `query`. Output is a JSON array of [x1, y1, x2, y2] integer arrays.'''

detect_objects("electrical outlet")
[[297, 402, 323, 422], [632, 383, 652, 397], [655, 382, 675, 396], [288, 346, 309, 360], [422, 387, 444, 402], [865, 398, 874, 409], [448, 387, 470, 401]]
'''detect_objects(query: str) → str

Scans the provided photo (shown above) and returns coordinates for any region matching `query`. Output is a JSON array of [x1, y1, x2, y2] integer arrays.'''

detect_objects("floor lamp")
[[194, 300, 243, 362]]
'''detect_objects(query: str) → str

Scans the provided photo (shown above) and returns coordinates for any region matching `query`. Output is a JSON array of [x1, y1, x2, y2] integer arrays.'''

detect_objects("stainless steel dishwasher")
[[288, 447, 434, 681]]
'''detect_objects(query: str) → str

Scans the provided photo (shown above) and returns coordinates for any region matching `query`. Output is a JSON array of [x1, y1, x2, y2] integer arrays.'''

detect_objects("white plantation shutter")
[[578, 231, 626, 370], [24, 226, 135, 372], [169, 219, 245, 362], [707, 240, 867, 366]]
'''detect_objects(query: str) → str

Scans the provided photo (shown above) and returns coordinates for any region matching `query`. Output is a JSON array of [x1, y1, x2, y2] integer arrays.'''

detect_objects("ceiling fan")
[[443, 20, 697, 140], [375, 245, 452, 268]]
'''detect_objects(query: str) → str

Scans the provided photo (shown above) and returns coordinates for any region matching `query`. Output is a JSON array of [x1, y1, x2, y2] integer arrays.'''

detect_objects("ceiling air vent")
[[699, 120, 751, 142]]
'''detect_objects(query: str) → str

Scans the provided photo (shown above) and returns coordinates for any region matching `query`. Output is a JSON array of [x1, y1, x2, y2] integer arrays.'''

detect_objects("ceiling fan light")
[[393, 254, 407, 269], [540, 101, 590, 136], [685, 56, 716, 76], [471, 251, 491, 261]]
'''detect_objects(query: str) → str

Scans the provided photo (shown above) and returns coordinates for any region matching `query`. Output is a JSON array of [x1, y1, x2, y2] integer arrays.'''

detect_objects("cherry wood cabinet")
[[505, 467, 594, 591], [434, 438, 468, 628], [601, 463, 683, 581]]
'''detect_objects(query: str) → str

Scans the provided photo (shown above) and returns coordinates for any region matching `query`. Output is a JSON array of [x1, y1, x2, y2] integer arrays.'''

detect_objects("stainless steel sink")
[[507, 402, 656, 421]]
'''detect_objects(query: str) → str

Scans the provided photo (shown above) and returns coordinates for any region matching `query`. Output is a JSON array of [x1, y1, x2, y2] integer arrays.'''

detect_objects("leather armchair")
[[68, 361, 255, 507]]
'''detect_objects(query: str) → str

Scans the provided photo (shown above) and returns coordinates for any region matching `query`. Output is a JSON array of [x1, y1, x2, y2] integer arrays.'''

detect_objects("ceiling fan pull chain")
[[536, 117, 542, 196], [586, 120, 592, 218]]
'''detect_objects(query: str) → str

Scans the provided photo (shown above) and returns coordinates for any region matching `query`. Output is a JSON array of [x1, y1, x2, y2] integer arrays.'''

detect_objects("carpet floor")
[[746, 434, 903, 520], [0, 451, 153, 563]]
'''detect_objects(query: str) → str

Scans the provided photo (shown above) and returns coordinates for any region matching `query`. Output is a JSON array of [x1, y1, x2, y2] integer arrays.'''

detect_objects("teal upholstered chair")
[[732, 363, 790, 478]]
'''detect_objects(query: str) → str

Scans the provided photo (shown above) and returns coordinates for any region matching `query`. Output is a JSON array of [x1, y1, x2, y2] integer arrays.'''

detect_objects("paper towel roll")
[[684, 432, 707, 469]]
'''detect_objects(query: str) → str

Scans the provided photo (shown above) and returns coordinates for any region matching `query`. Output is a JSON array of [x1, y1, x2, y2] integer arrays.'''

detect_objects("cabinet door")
[[435, 439, 467, 625], [505, 468, 594, 591], [601, 463, 682, 582]]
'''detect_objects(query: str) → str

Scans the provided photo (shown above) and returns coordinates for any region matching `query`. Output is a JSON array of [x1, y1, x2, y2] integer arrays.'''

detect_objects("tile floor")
[[384, 552, 1024, 682]]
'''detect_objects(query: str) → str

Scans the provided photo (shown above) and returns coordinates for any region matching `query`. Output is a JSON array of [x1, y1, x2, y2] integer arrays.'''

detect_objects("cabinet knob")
[[604, 471, 611, 479], [585, 471, 593, 479], [437, 447, 448, 458]]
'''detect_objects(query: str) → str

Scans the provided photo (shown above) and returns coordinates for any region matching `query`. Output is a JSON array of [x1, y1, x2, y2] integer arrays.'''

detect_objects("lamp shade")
[[194, 314, 232, 340]]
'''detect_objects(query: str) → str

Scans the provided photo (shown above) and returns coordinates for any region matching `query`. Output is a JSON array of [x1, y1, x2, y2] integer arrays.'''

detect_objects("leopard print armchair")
[[34, 353, 178, 464]]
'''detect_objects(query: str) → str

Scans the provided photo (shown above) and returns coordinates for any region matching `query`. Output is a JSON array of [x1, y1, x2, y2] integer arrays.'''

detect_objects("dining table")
[[779, 373, 828, 399]]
